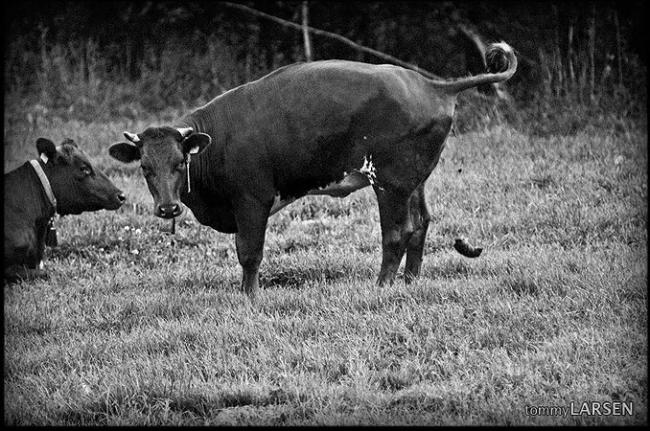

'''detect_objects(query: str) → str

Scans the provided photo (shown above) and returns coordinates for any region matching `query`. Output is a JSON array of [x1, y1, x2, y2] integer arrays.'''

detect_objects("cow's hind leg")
[[404, 183, 431, 283], [374, 187, 415, 286]]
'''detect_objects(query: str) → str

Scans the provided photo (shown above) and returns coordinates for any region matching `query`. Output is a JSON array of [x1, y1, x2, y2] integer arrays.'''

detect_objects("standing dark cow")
[[4, 138, 125, 280], [109, 43, 517, 296]]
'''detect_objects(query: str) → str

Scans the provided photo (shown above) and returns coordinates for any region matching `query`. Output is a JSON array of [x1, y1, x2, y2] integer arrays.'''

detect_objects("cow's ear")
[[109, 142, 141, 163], [182, 133, 211, 155], [36, 138, 58, 164]]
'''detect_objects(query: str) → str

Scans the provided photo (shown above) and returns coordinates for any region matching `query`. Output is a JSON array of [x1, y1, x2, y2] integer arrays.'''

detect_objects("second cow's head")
[[37, 138, 125, 214], [109, 127, 211, 218]]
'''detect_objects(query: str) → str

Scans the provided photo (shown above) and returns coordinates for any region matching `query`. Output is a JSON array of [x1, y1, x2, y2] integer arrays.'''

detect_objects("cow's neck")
[[175, 107, 230, 196], [6, 163, 55, 222], [179, 157, 236, 232], [175, 117, 237, 232]]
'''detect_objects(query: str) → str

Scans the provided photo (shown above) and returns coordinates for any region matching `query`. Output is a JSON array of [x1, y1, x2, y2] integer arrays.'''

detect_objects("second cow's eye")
[[175, 162, 185, 172]]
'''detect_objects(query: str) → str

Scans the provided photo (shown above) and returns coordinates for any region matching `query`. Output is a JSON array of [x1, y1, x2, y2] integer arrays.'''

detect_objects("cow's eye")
[[175, 162, 185, 172], [81, 166, 92, 176]]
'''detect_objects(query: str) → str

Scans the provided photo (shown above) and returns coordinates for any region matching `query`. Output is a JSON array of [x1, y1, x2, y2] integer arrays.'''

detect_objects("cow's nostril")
[[157, 204, 182, 218], [117, 193, 126, 202]]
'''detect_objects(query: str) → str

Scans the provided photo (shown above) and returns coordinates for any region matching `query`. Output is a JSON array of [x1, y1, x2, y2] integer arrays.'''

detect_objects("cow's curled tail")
[[442, 42, 518, 94]]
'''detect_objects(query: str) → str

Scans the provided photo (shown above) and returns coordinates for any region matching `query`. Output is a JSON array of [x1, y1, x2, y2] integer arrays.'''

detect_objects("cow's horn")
[[177, 127, 194, 138], [123, 131, 140, 143]]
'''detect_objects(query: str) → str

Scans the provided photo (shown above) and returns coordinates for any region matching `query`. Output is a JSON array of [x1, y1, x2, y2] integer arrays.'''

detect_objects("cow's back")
[[184, 60, 454, 200], [192, 60, 448, 142], [259, 60, 448, 138]]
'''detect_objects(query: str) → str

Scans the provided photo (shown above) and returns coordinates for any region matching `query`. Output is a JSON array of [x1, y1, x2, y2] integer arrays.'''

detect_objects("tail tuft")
[[485, 42, 513, 74], [441, 41, 516, 94]]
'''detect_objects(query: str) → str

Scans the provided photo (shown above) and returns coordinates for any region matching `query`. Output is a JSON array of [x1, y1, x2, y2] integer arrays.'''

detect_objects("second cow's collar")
[[29, 159, 57, 213]]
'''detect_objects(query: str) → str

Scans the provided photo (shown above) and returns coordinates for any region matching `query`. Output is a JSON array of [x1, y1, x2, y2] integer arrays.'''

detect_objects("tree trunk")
[[588, 3, 596, 99], [567, 24, 575, 93], [302, 1, 313, 62], [538, 48, 551, 96], [614, 9, 623, 88], [552, 5, 564, 97]]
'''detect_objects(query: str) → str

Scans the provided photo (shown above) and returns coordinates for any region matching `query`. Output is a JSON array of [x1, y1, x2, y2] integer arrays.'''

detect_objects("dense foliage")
[[4, 1, 647, 133]]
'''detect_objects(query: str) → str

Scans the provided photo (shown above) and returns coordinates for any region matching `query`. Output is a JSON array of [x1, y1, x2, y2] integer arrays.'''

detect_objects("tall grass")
[[4, 31, 647, 135], [5, 33, 277, 123]]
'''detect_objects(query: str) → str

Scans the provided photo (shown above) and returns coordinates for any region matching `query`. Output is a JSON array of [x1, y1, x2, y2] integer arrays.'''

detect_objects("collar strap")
[[29, 160, 57, 212]]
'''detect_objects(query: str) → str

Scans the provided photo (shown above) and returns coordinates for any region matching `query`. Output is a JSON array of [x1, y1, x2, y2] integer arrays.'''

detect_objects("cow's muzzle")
[[104, 191, 127, 210], [156, 203, 183, 219]]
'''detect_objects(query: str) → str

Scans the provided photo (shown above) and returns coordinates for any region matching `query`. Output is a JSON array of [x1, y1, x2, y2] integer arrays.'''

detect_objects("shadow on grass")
[[260, 263, 375, 288], [501, 276, 540, 296], [420, 258, 497, 280], [58, 386, 309, 425]]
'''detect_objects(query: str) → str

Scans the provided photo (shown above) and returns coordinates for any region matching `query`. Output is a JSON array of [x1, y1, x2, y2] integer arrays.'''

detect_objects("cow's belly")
[[270, 167, 374, 216]]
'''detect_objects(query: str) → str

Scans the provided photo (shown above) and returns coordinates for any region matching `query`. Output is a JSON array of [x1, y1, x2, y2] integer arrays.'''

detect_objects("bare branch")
[[221, 1, 441, 79]]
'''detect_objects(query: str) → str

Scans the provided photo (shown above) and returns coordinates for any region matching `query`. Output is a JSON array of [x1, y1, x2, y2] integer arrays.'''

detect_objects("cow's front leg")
[[233, 196, 271, 297], [374, 186, 415, 286]]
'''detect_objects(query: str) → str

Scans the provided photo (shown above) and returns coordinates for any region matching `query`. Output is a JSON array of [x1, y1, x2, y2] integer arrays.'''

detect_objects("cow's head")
[[108, 127, 211, 218], [36, 138, 126, 215]]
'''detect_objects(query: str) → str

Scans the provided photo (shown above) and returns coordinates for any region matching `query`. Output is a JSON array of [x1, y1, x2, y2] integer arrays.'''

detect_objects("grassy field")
[[3, 102, 647, 425]]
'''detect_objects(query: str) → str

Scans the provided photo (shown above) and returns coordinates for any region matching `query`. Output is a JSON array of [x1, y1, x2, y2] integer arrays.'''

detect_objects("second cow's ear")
[[36, 138, 58, 164], [182, 133, 211, 155], [109, 142, 141, 163]]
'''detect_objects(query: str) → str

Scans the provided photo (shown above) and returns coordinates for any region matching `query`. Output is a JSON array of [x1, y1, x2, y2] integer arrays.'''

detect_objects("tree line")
[[4, 1, 646, 125]]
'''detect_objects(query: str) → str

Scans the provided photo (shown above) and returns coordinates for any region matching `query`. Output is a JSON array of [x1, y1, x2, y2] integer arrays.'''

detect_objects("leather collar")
[[29, 160, 57, 212]]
